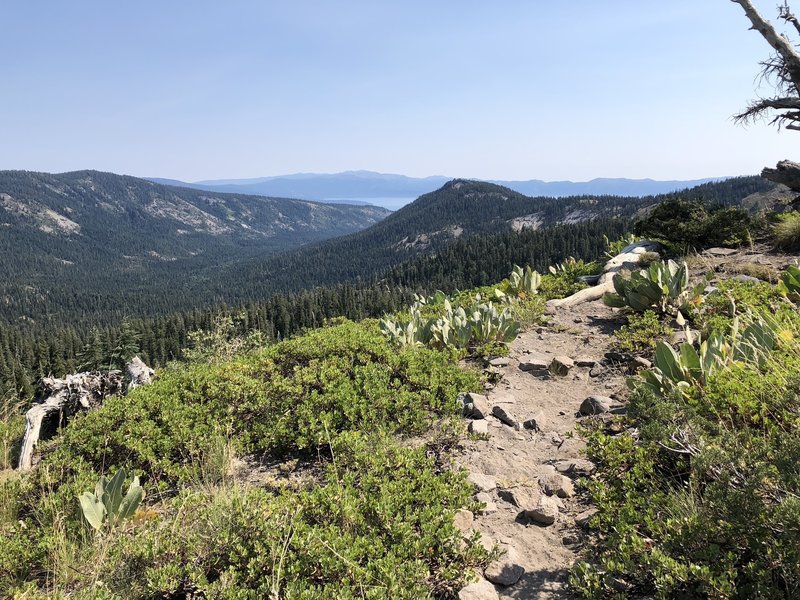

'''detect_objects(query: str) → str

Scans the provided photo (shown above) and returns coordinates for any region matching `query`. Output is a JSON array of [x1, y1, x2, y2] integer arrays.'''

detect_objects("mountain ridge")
[[147, 171, 729, 208]]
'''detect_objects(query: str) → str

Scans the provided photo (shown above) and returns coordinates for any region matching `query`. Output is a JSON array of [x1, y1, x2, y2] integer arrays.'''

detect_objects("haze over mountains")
[[148, 171, 726, 210]]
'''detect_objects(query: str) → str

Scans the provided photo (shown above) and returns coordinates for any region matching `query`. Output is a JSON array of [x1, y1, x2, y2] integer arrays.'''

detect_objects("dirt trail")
[[456, 300, 628, 599]]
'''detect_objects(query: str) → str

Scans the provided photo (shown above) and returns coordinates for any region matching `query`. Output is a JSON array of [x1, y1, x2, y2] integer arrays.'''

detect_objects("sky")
[[1, 1, 798, 182]]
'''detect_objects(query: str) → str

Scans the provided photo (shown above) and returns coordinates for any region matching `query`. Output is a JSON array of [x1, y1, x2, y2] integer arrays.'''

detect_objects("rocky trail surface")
[[456, 300, 631, 600]]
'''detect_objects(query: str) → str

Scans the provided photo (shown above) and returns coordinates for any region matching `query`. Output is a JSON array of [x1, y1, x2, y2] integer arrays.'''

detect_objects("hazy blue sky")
[[1, 1, 797, 181]]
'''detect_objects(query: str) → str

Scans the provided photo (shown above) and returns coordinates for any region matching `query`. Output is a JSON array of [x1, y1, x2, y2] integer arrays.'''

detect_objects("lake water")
[[325, 197, 414, 211]]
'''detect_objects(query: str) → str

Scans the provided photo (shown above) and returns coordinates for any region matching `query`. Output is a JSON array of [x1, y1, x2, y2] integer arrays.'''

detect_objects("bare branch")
[[731, 0, 800, 91], [778, 0, 800, 36]]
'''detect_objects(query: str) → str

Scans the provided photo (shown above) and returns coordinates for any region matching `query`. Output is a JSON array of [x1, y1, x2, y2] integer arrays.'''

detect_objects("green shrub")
[[694, 279, 786, 338], [613, 310, 672, 354], [38, 321, 478, 490], [603, 260, 703, 315], [99, 432, 488, 599], [573, 319, 800, 598], [634, 198, 755, 249], [772, 212, 800, 251]]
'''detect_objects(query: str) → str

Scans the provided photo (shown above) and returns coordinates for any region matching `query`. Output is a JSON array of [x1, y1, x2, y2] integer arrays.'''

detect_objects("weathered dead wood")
[[17, 357, 154, 471], [546, 241, 660, 308]]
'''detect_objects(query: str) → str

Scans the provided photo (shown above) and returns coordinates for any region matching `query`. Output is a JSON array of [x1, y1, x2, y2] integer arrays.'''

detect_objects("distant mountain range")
[[148, 171, 728, 210]]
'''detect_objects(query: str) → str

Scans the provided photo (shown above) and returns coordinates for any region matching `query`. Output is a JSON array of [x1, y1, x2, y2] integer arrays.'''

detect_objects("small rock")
[[526, 495, 560, 525], [480, 501, 499, 515], [488, 357, 510, 367], [562, 534, 581, 546], [536, 326, 545, 334], [484, 545, 525, 586], [573, 317, 583, 323], [549, 356, 574, 376], [575, 357, 596, 367], [519, 359, 549, 372], [704, 285, 719, 295], [553, 459, 596, 476], [468, 473, 497, 492], [575, 508, 598, 528], [469, 420, 489, 435], [453, 509, 474, 534], [459, 577, 499, 600], [522, 411, 547, 431], [498, 486, 539, 510], [540, 473, 575, 498], [705, 247, 738, 256], [550, 432, 564, 446], [734, 274, 761, 284], [579, 395, 612, 416], [631, 356, 652, 371], [492, 405, 519, 428], [464, 393, 491, 419], [475, 491, 493, 504], [589, 364, 605, 378]]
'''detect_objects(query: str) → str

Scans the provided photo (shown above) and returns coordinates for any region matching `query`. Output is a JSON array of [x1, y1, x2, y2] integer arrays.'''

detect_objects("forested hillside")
[[0, 173, 780, 404], [0, 170, 388, 324]]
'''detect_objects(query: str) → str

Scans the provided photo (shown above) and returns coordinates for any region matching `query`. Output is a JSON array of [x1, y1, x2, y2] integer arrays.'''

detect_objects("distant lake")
[[325, 197, 414, 211]]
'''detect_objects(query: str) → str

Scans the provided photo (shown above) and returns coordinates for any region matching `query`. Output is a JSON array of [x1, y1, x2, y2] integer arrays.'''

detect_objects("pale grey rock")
[[522, 411, 547, 431], [469, 420, 489, 435], [540, 473, 575, 498], [464, 393, 491, 419], [492, 405, 519, 428], [459, 578, 499, 600], [468, 473, 498, 492], [553, 458, 596, 476], [579, 395, 612, 416], [488, 357, 510, 367], [453, 509, 474, 534], [484, 545, 525, 586], [549, 355, 574, 376], [527, 495, 560, 525]]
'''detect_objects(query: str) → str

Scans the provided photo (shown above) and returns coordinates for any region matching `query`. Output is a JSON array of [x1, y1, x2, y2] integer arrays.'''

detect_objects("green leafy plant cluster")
[[380, 297, 520, 351], [778, 264, 800, 302], [612, 310, 672, 354], [95, 432, 487, 599], [772, 211, 800, 251], [78, 468, 144, 531], [539, 257, 600, 299], [572, 279, 800, 598], [0, 318, 486, 597], [633, 316, 776, 399], [603, 259, 704, 315]]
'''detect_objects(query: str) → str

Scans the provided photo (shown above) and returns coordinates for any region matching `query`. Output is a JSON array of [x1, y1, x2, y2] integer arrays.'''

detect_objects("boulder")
[[522, 411, 547, 431], [540, 473, 575, 498], [484, 545, 525, 586], [464, 393, 491, 419], [579, 395, 612, 416], [526, 495, 560, 525], [492, 405, 519, 428], [459, 578, 499, 600], [469, 420, 489, 435], [549, 356, 574, 376], [453, 509, 474, 534], [553, 459, 596, 476], [468, 473, 498, 492]]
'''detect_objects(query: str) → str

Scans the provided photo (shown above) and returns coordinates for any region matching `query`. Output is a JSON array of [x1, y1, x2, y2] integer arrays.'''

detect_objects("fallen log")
[[546, 240, 660, 308], [17, 357, 155, 471]]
